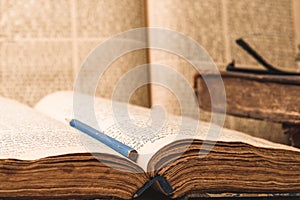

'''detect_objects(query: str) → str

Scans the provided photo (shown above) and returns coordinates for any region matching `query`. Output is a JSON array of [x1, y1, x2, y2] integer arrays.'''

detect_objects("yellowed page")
[[0, 97, 120, 160], [35, 91, 300, 171]]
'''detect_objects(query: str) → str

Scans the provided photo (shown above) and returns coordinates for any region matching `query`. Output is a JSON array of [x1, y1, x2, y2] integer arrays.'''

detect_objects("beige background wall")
[[147, 0, 299, 144], [0, 0, 150, 107], [0, 0, 299, 144], [294, 0, 300, 45]]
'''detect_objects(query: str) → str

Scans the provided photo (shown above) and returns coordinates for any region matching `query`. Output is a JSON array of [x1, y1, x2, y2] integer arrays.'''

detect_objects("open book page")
[[35, 91, 300, 171], [0, 97, 120, 160]]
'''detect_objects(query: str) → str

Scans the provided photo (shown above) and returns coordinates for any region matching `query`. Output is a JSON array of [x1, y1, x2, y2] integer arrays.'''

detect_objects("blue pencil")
[[66, 119, 138, 162]]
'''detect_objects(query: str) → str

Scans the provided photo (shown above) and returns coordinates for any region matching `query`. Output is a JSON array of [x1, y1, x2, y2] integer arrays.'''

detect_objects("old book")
[[194, 71, 300, 150], [194, 71, 300, 123], [1, 91, 300, 199]]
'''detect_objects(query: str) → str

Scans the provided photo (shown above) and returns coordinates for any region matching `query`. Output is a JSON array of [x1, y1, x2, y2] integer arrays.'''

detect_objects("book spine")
[[134, 176, 173, 197]]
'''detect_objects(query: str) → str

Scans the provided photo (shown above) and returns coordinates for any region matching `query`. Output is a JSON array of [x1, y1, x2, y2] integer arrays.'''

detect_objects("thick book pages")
[[1, 91, 300, 199], [35, 91, 300, 198], [0, 97, 147, 199]]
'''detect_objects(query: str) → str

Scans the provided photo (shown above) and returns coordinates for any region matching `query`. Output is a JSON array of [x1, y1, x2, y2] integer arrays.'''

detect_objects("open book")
[[1, 91, 300, 199]]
